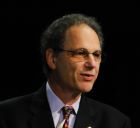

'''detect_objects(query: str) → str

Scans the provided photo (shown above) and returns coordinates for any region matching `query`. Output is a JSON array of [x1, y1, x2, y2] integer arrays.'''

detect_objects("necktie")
[[62, 106, 75, 128]]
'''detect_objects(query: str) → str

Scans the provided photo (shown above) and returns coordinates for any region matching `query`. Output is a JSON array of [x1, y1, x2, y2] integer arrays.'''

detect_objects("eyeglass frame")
[[53, 48, 102, 62]]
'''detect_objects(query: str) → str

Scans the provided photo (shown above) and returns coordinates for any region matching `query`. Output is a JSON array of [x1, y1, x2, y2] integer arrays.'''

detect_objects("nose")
[[84, 54, 97, 69]]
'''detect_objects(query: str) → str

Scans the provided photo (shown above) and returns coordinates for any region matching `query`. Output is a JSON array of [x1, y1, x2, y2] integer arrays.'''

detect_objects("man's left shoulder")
[[85, 96, 131, 122], [82, 96, 131, 128]]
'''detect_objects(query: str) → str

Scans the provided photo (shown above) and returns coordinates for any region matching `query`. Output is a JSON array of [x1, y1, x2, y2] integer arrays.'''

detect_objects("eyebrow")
[[93, 50, 102, 53]]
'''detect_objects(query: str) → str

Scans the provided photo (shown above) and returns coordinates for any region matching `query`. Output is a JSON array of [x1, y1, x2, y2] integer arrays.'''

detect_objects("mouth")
[[80, 73, 95, 81]]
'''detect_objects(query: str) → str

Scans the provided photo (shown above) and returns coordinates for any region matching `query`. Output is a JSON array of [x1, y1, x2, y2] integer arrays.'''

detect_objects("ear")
[[45, 48, 56, 70]]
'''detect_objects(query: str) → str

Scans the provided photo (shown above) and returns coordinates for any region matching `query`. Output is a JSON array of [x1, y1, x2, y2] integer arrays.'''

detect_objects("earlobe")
[[45, 49, 56, 70]]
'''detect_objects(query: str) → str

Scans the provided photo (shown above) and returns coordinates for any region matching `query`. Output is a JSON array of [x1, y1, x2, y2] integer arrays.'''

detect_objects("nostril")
[[84, 61, 96, 69]]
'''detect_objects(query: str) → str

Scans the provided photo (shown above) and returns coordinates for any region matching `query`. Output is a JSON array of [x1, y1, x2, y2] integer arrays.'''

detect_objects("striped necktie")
[[62, 106, 75, 128]]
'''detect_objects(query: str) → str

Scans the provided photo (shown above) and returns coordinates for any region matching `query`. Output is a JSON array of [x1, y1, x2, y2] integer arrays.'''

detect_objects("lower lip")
[[80, 74, 95, 81]]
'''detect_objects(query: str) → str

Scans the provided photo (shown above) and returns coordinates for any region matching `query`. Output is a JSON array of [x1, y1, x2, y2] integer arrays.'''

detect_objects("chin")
[[79, 83, 94, 93], [80, 88, 92, 93]]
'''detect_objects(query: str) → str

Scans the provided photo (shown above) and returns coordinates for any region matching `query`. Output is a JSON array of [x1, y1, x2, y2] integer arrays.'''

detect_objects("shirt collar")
[[46, 81, 81, 114]]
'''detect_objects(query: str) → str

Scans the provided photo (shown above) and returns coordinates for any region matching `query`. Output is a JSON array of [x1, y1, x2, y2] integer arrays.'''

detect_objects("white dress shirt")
[[46, 82, 81, 128]]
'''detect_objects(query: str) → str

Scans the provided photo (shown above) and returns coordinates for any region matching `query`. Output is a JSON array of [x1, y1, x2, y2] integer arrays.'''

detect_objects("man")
[[0, 14, 131, 128]]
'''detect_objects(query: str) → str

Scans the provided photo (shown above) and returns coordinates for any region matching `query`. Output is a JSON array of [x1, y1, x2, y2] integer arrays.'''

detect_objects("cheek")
[[65, 62, 81, 80], [73, 62, 84, 79], [69, 63, 79, 77], [57, 56, 84, 81], [97, 63, 101, 72], [94, 64, 101, 79], [58, 60, 77, 79]]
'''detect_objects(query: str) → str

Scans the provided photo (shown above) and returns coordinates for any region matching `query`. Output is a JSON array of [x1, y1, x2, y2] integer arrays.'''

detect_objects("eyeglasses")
[[53, 48, 102, 62]]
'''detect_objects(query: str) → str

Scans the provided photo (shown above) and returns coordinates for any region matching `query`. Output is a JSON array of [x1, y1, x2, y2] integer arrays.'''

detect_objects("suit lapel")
[[29, 85, 55, 128], [74, 95, 95, 128]]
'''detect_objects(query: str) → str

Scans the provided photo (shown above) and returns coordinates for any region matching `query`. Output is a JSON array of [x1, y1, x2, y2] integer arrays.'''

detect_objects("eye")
[[76, 51, 85, 55], [73, 49, 88, 56], [93, 52, 101, 58]]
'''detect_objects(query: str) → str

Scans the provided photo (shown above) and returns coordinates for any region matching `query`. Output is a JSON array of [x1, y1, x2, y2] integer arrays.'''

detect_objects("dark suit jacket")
[[0, 85, 131, 128]]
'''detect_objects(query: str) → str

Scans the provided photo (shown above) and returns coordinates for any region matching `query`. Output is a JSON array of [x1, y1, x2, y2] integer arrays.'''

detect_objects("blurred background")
[[0, 1, 138, 127]]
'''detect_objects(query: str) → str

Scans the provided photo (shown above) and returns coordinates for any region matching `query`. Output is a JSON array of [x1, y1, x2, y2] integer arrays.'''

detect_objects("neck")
[[48, 76, 81, 105]]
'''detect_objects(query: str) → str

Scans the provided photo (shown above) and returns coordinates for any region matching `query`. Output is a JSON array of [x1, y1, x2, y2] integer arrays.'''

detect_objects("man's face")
[[52, 24, 101, 94]]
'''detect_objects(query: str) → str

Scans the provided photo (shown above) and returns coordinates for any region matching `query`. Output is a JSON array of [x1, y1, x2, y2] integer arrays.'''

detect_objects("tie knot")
[[62, 106, 75, 119]]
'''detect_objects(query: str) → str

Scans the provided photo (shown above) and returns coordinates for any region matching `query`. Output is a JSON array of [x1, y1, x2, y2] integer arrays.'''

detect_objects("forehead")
[[64, 24, 101, 51]]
